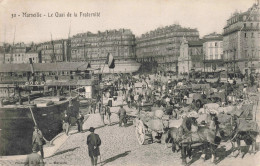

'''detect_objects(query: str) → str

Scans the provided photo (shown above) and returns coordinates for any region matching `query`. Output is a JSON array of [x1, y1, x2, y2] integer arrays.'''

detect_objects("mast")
[[50, 33, 59, 79], [66, 22, 71, 62], [3, 26, 6, 64], [11, 26, 16, 63]]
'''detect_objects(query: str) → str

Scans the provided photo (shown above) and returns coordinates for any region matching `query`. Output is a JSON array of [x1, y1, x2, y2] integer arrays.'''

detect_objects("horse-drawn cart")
[[134, 104, 170, 145]]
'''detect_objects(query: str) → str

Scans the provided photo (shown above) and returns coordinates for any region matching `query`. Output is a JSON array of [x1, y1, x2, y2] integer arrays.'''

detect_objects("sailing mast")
[[3, 26, 6, 64], [11, 26, 16, 64], [50, 33, 59, 79]]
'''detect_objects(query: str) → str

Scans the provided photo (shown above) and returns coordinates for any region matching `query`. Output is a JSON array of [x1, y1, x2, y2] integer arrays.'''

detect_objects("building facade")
[[37, 39, 69, 63], [70, 29, 135, 63], [136, 24, 200, 72], [178, 38, 203, 74], [223, 1, 260, 75], [2, 43, 41, 64], [203, 32, 224, 72]]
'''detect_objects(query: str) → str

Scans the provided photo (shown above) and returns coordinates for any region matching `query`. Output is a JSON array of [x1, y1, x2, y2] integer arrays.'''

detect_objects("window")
[[252, 32, 254, 38], [251, 23, 253, 28], [215, 42, 217, 47], [245, 33, 247, 38], [244, 23, 246, 27]]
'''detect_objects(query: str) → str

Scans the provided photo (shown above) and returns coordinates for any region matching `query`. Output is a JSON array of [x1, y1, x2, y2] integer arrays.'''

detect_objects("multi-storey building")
[[223, 1, 260, 75], [70, 29, 135, 63], [203, 32, 224, 72], [37, 39, 70, 63], [178, 38, 203, 74], [0, 44, 11, 64], [2, 43, 41, 64], [136, 24, 200, 72]]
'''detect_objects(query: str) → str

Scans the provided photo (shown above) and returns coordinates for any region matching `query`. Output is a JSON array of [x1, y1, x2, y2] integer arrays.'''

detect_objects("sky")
[[0, 0, 257, 44]]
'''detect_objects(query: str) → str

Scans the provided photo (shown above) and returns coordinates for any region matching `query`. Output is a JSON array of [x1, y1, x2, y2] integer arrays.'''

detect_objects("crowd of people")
[[24, 72, 259, 166]]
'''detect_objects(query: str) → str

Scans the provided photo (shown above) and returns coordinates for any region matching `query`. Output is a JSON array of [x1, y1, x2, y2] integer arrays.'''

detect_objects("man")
[[24, 145, 45, 166], [62, 110, 70, 136], [100, 105, 105, 126], [32, 126, 44, 158], [87, 127, 101, 166], [77, 112, 84, 132], [105, 105, 112, 126], [117, 105, 127, 127]]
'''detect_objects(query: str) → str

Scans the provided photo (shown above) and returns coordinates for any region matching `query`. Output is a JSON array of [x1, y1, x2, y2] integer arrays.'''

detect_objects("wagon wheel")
[[135, 119, 146, 145]]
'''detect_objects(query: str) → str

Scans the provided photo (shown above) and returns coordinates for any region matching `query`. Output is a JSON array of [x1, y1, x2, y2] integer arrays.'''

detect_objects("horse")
[[219, 115, 259, 157], [167, 125, 221, 165]]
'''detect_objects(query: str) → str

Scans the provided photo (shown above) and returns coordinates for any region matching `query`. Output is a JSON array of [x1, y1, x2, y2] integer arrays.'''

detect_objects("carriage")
[[133, 103, 172, 145]]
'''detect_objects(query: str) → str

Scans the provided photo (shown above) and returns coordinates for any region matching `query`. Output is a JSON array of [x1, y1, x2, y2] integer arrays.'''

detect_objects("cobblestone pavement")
[[1, 105, 260, 166]]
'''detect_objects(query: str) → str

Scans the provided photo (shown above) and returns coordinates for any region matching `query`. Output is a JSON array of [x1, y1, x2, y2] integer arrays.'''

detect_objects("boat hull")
[[0, 96, 79, 156]]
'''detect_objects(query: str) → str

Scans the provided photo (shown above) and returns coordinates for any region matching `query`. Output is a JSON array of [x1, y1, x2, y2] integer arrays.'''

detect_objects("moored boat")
[[0, 93, 79, 156]]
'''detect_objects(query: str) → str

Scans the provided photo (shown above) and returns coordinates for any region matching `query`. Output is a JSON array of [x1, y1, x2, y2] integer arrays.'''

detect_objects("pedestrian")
[[105, 105, 112, 126], [87, 127, 101, 166], [62, 110, 70, 136], [117, 105, 127, 127], [77, 112, 84, 132], [97, 100, 102, 113], [100, 105, 105, 125], [32, 126, 44, 158], [24, 144, 45, 166], [91, 100, 96, 114]]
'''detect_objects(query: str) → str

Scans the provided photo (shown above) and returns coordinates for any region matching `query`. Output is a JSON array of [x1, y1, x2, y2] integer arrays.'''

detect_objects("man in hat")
[[62, 110, 70, 136], [105, 105, 112, 126], [100, 105, 106, 126], [32, 126, 44, 158], [76, 112, 84, 132], [87, 127, 101, 166], [24, 144, 45, 166], [117, 105, 127, 127]]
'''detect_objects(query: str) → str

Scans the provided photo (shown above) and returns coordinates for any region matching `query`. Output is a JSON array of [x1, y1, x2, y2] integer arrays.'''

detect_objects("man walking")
[[87, 127, 101, 166], [100, 105, 105, 126], [106, 105, 112, 126], [77, 112, 84, 132], [24, 145, 45, 166], [62, 110, 70, 136], [32, 126, 44, 158], [117, 105, 127, 127]]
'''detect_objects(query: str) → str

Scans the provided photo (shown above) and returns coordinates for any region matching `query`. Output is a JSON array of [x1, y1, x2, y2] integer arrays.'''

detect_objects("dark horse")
[[168, 126, 221, 165], [220, 115, 259, 157]]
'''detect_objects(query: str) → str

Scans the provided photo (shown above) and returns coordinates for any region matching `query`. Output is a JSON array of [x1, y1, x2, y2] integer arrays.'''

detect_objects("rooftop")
[[0, 62, 91, 73]]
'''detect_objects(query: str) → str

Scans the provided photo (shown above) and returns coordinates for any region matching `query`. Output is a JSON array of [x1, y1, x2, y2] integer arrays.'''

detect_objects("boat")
[[0, 92, 80, 156]]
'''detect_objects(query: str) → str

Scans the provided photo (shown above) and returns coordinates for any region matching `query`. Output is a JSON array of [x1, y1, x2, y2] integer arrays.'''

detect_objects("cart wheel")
[[135, 120, 146, 145]]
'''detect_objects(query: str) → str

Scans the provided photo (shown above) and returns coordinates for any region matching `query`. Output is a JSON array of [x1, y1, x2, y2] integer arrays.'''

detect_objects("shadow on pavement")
[[99, 151, 131, 165], [215, 145, 234, 164], [46, 147, 80, 158]]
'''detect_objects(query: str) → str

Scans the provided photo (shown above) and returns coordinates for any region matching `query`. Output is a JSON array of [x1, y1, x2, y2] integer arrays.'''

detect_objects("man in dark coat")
[[76, 112, 84, 132], [32, 126, 44, 158], [105, 105, 112, 126], [117, 105, 127, 127], [24, 144, 45, 166], [87, 127, 101, 166]]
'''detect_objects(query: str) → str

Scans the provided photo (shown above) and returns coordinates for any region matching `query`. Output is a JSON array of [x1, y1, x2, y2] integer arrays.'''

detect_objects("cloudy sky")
[[0, 0, 256, 44]]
